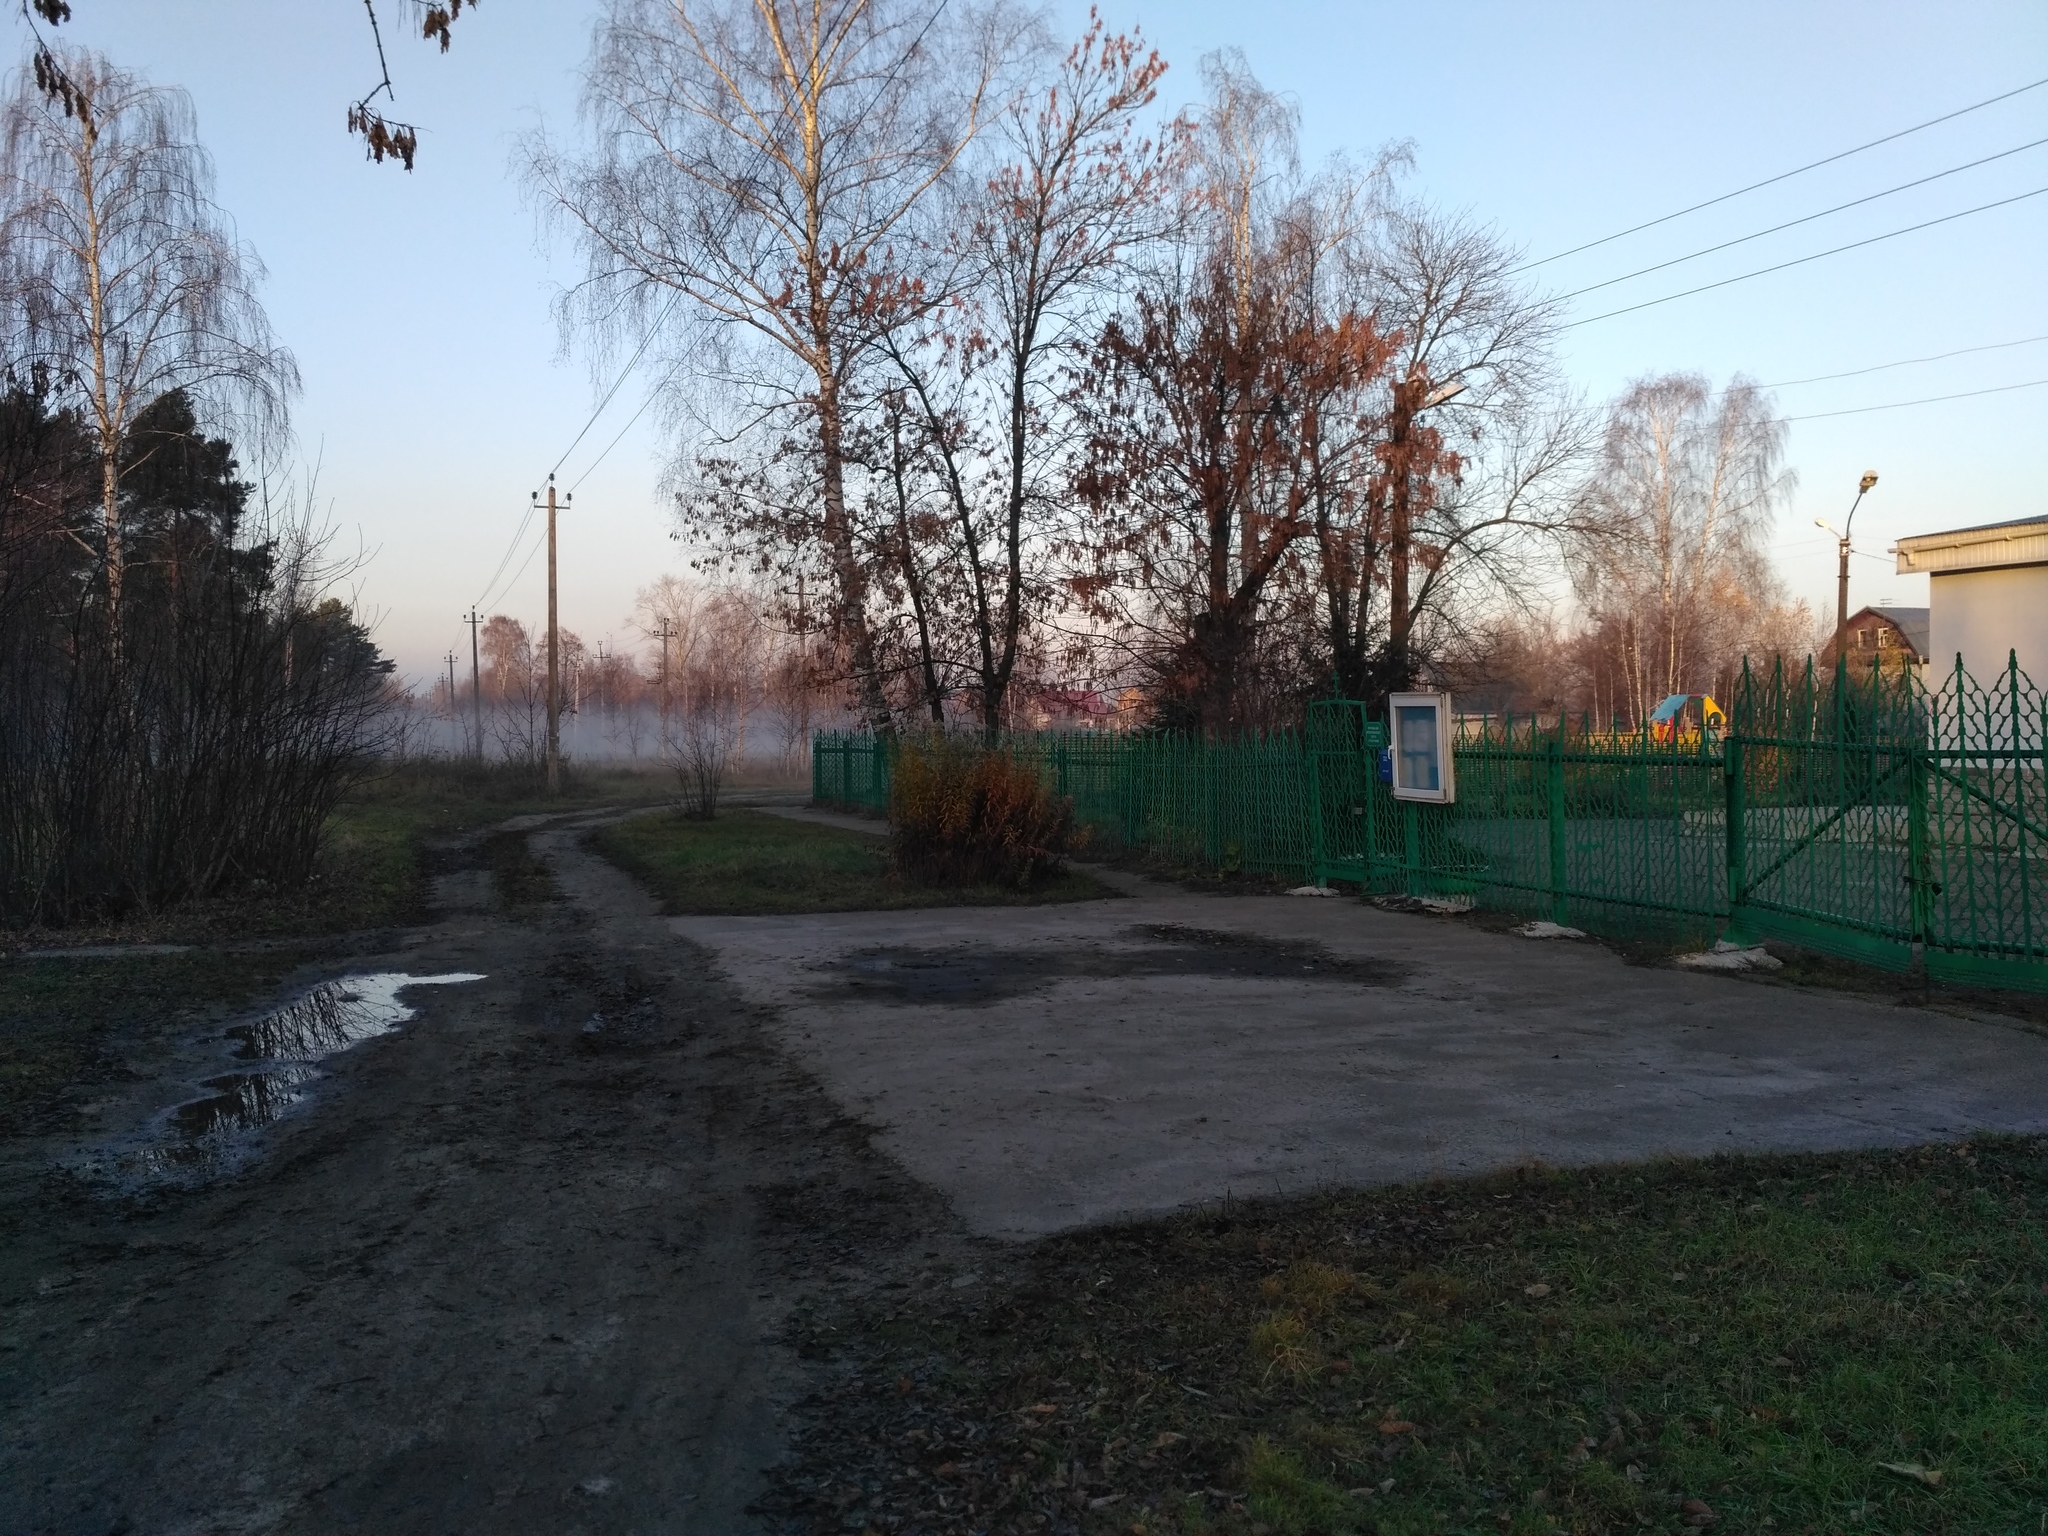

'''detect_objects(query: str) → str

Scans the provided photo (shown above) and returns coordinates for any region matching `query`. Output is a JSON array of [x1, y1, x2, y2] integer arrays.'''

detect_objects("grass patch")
[[773, 1140, 2048, 1536], [591, 808, 1113, 915], [0, 950, 318, 1138]]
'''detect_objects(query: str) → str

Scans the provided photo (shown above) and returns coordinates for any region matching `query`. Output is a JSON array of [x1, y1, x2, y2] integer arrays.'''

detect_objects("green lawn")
[[777, 1140, 2048, 1536], [591, 807, 1114, 915]]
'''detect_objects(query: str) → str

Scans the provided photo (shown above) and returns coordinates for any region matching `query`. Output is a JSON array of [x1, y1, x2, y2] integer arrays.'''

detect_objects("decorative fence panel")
[[813, 654, 2048, 993]]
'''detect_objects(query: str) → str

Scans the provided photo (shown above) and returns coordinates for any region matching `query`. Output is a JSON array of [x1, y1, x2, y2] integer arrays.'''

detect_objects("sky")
[[30, 0, 2048, 685]]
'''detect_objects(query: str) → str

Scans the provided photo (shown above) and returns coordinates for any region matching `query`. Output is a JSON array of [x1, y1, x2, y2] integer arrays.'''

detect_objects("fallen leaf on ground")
[[1878, 1461, 1944, 1487]]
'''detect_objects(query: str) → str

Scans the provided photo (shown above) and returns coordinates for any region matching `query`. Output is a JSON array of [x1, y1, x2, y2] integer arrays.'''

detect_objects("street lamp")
[[1816, 471, 1878, 665]]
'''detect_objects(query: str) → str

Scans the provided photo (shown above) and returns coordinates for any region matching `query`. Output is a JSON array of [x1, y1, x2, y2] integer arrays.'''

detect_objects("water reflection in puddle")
[[230, 972, 480, 1061], [81, 971, 483, 1186]]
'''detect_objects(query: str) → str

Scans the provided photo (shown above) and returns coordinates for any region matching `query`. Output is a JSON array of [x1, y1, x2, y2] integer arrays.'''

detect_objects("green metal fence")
[[812, 653, 2048, 992]]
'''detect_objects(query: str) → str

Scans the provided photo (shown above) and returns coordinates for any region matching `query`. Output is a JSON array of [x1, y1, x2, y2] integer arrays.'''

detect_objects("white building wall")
[[1927, 565, 2048, 687]]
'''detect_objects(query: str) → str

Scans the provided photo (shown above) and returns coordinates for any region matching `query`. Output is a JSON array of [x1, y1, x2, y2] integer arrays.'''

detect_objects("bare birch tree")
[[1570, 373, 1793, 719], [529, 0, 1025, 729], [0, 46, 296, 639]]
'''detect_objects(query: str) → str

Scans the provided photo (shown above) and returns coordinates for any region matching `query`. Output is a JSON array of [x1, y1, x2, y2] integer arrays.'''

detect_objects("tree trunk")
[[814, 368, 889, 732]]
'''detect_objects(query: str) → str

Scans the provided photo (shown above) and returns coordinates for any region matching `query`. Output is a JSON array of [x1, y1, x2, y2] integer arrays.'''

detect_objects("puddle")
[[70, 971, 482, 1187], [229, 972, 480, 1061], [815, 928, 1400, 1006]]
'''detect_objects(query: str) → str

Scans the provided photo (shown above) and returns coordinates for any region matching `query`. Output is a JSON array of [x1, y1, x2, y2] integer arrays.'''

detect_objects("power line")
[[473, 499, 536, 611], [491, 515, 551, 606], [1551, 135, 2048, 303], [1513, 74, 2048, 273], [1564, 183, 2048, 329], [1782, 376, 2048, 421], [546, 290, 684, 482], [567, 353, 696, 494], [1760, 333, 2048, 388], [470, 290, 682, 609]]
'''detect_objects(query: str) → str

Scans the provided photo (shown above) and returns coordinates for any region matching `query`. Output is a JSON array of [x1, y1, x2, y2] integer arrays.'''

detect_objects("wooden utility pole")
[[531, 476, 572, 794], [464, 607, 483, 759], [656, 619, 676, 747], [445, 651, 459, 721]]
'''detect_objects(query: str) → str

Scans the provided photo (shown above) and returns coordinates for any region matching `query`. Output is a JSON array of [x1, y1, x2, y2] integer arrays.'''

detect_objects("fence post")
[[1907, 727, 1932, 949], [1306, 744, 1328, 887], [1723, 733, 1751, 944], [1402, 800, 1420, 896], [1546, 732, 1567, 925]]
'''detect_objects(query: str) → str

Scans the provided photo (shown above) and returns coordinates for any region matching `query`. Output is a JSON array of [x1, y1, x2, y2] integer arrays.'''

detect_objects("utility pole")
[[530, 476, 572, 794], [464, 608, 483, 760], [445, 651, 458, 723], [656, 619, 676, 746]]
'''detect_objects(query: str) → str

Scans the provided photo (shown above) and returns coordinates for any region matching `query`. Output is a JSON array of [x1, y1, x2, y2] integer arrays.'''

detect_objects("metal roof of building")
[[1894, 517, 2048, 575]]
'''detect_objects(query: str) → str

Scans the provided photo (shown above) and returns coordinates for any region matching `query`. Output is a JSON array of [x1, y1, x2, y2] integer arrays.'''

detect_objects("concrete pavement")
[[671, 887, 2048, 1239]]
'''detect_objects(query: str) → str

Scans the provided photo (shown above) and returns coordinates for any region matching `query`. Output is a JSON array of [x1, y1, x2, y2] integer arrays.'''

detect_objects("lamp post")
[[1815, 470, 1878, 666]]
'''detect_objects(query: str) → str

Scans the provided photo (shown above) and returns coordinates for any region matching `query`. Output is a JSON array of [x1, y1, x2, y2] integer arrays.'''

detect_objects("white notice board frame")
[[1388, 691, 1456, 804]]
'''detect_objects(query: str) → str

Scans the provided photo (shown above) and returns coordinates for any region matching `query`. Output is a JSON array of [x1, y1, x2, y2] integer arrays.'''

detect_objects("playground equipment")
[[1647, 693, 1724, 745]]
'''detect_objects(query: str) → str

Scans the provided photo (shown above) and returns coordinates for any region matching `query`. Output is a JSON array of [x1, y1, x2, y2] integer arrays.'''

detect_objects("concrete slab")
[[671, 892, 2048, 1240]]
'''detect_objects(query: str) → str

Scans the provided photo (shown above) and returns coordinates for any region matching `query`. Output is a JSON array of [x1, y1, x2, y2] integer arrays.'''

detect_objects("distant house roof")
[[1865, 606, 1929, 659], [1894, 517, 2048, 575], [1823, 605, 1929, 666]]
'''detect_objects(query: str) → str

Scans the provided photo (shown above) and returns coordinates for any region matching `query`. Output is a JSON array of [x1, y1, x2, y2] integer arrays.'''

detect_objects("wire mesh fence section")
[[812, 652, 2046, 992], [814, 728, 1318, 880]]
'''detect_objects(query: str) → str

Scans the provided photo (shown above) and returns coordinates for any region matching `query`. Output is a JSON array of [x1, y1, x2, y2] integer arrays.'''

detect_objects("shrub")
[[889, 736, 1077, 889]]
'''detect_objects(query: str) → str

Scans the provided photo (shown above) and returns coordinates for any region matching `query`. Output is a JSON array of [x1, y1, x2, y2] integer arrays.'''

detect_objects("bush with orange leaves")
[[889, 736, 1078, 890]]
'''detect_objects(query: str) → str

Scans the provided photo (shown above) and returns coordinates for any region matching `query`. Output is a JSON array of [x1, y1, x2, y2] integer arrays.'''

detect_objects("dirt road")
[[0, 811, 964, 1535]]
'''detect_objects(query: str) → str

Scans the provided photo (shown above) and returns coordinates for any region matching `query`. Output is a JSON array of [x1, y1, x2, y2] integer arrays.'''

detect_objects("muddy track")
[[0, 810, 973, 1535]]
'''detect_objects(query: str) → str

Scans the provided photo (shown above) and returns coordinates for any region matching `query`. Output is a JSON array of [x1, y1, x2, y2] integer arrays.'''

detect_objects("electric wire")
[[472, 501, 537, 612], [1513, 74, 2048, 273], [1551, 135, 2048, 303], [1759, 333, 2048, 388], [1781, 375, 2048, 421], [1563, 183, 2048, 328], [492, 517, 552, 611], [544, 289, 684, 483], [469, 293, 679, 611], [567, 352, 691, 495]]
